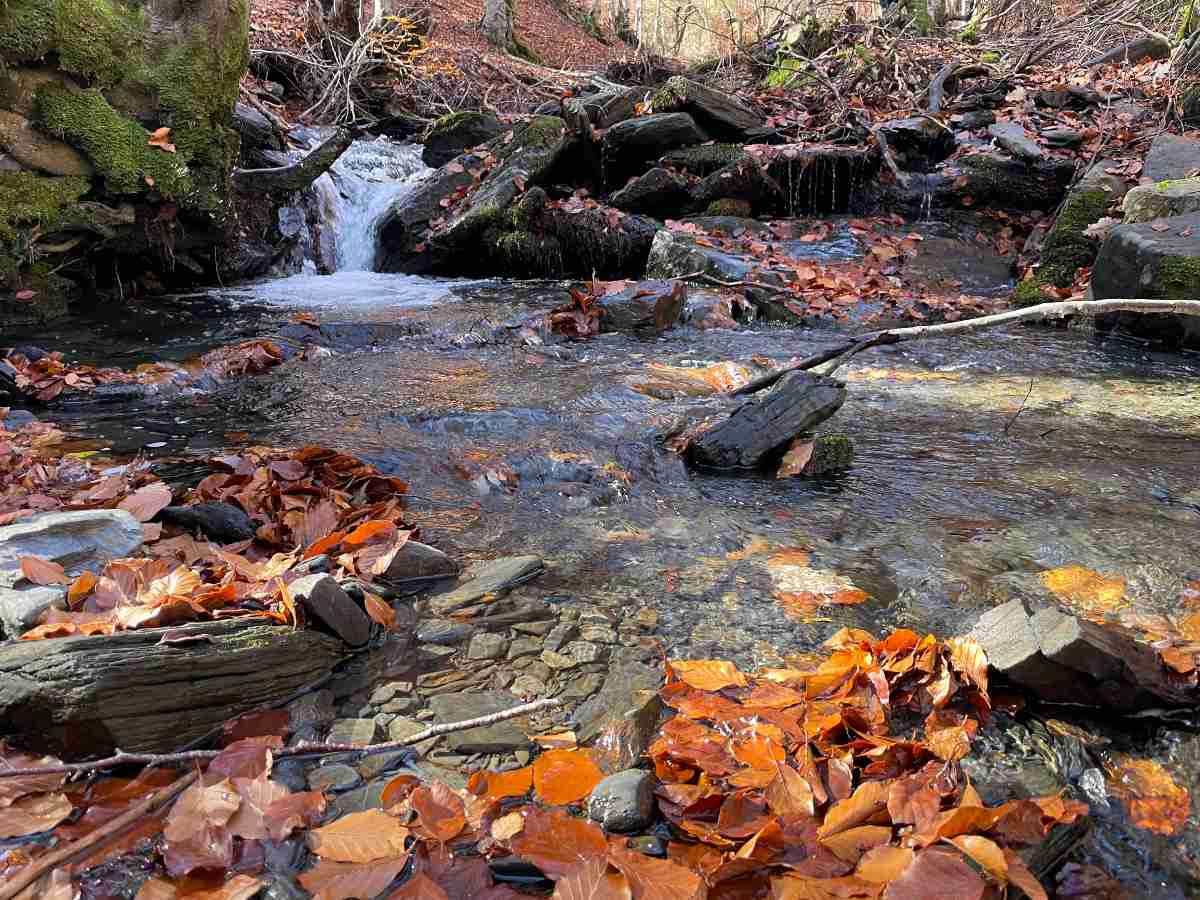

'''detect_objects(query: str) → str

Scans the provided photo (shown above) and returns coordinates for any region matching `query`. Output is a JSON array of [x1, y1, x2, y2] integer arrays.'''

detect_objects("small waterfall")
[[316, 137, 430, 272]]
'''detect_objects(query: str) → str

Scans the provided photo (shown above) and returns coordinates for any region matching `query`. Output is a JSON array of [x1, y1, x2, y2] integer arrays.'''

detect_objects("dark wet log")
[[0, 620, 349, 757], [686, 370, 846, 469], [232, 127, 353, 194], [928, 63, 992, 114]]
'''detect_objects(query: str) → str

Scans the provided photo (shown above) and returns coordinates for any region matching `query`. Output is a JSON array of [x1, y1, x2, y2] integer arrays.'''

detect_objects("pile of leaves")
[[0, 339, 285, 403], [3, 410, 413, 640]]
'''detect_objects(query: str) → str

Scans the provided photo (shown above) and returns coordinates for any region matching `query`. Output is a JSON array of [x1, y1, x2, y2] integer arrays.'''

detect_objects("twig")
[[869, 125, 909, 188], [0, 698, 561, 779], [729, 299, 1200, 397], [0, 770, 198, 900], [1004, 378, 1036, 434]]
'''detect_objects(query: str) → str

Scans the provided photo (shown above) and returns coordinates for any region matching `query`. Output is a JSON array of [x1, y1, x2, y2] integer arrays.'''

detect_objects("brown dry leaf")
[[387, 872, 449, 899], [553, 858, 633, 899], [945, 637, 988, 693], [1001, 848, 1049, 900], [19, 556, 70, 585], [162, 778, 241, 875], [855, 846, 915, 883], [1039, 565, 1126, 614], [411, 782, 467, 842], [264, 790, 327, 841], [769, 874, 880, 899], [134, 875, 264, 900], [820, 825, 892, 864], [670, 659, 748, 692], [227, 775, 290, 840], [818, 780, 890, 839], [608, 840, 706, 900], [0, 749, 67, 807], [1104, 754, 1191, 836], [298, 857, 407, 900], [533, 731, 579, 750], [949, 835, 1007, 882], [306, 808, 411, 861], [364, 590, 397, 631], [118, 482, 173, 522], [509, 807, 607, 879], [534, 749, 605, 806], [765, 763, 815, 817], [777, 440, 815, 479], [880, 847, 984, 900], [0, 791, 72, 837]]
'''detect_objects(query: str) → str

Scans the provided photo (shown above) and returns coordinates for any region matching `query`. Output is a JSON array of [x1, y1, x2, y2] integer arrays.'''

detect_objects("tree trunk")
[[482, 0, 516, 49]]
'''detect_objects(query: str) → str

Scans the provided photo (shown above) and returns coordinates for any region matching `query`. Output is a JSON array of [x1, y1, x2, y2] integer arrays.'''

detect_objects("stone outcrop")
[[1122, 178, 1200, 225], [0, 0, 250, 319]]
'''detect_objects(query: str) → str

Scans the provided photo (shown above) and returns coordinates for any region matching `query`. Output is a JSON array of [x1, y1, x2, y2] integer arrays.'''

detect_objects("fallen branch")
[[869, 125, 909, 188], [232, 127, 353, 194], [730, 298, 1200, 396], [928, 63, 993, 113], [0, 770, 198, 900], [0, 698, 561, 779]]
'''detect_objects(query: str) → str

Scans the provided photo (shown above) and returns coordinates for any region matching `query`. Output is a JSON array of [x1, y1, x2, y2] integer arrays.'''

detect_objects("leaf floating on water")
[[509, 808, 607, 879], [0, 791, 72, 837], [469, 766, 533, 803], [1104, 754, 1191, 836], [669, 659, 748, 692], [411, 782, 467, 842]]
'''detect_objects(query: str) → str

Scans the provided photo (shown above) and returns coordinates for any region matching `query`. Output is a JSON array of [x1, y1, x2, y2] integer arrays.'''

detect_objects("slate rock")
[[588, 769, 655, 832], [1123, 178, 1200, 225], [597, 280, 686, 336], [1085, 35, 1172, 67], [290, 574, 373, 647], [602, 113, 709, 184], [307, 763, 361, 793], [877, 116, 956, 170], [468, 632, 510, 660], [690, 156, 785, 215], [1143, 134, 1200, 183], [381, 540, 458, 581], [573, 660, 662, 757], [327, 718, 381, 745], [0, 584, 67, 639], [610, 167, 690, 217], [989, 122, 1042, 161], [428, 692, 532, 753], [156, 502, 256, 543], [0, 509, 143, 589], [652, 76, 764, 139], [427, 555, 544, 615], [422, 111, 506, 167], [416, 619, 475, 645]]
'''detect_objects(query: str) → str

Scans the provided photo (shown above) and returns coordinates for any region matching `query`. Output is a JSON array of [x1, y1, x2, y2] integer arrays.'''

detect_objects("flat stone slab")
[[0, 509, 143, 588], [989, 122, 1042, 161], [427, 555, 544, 615], [1123, 178, 1200, 225], [428, 691, 532, 754], [1143, 134, 1200, 183]]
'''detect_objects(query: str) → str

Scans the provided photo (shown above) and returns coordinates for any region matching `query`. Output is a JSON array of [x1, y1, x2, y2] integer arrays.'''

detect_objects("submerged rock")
[[1091, 212, 1200, 348], [597, 280, 686, 336], [429, 691, 532, 753], [427, 555, 544, 615]]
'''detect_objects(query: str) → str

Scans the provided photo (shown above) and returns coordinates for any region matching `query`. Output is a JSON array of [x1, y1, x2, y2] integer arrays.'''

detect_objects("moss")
[[1037, 188, 1109, 287], [660, 144, 747, 175], [1012, 277, 1052, 308], [1158, 255, 1200, 301], [763, 55, 804, 89], [806, 434, 854, 475], [0, 172, 90, 305], [707, 199, 752, 217], [980, 51, 1001, 63]]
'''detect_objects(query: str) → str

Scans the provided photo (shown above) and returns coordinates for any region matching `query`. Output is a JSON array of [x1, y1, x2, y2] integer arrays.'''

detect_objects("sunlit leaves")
[[553, 858, 633, 900], [1104, 754, 1191, 836], [411, 782, 466, 842], [306, 809, 411, 861], [298, 857, 408, 900], [669, 660, 748, 692], [509, 808, 608, 879], [1039, 565, 1127, 616], [534, 749, 605, 805]]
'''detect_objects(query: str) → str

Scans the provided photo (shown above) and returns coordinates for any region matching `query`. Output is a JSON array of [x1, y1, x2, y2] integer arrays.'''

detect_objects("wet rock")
[[307, 763, 361, 793], [760, 145, 880, 214], [558, 672, 607, 703], [602, 113, 709, 184], [290, 574, 372, 647], [327, 718, 381, 745], [575, 88, 640, 129], [1091, 212, 1200, 347], [563, 641, 606, 665], [422, 111, 505, 167], [969, 599, 1194, 707], [468, 632, 510, 660], [386, 716, 426, 742], [1143, 134, 1200, 183], [877, 116, 955, 170], [544, 622, 578, 652], [1085, 35, 1172, 67], [380, 540, 457, 581], [955, 110, 996, 130], [0, 509, 143, 589], [610, 167, 690, 217], [233, 103, 283, 166], [429, 691, 532, 753], [579, 623, 618, 644], [597, 280, 686, 336], [660, 143, 748, 176], [781, 434, 855, 477], [1123, 177, 1200, 225], [287, 689, 335, 742], [645, 228, 784, 287], [0, 111, 94, 176], [1040, 126, 1084, 148], [945, 152, 1074, 211], [574, 661, 662, 771], [686, 371, 847, 470], [627, 835, 667, 857], [690, 156, 784, 216], [156, 502, 255, 543], [359, 750, 412, 779], [428, 556, 545, 615], [495, 200, 659, 278], [292, 554, 331, 577], [651, 76, 764, 140], [0, 584, 66, 639], [416, 620, 475, 645], [1016, 158, 1128, 303], [588, 769, 655, 832], [510, 673, 548, 697], [989, 122, 1042, 161]]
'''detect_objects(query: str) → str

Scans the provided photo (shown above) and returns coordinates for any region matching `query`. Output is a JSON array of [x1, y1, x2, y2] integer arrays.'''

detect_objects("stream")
[[9, 138, 1200, 894]]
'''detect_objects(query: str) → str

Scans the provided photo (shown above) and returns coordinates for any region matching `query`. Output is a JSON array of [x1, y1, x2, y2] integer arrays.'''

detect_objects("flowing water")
[[9, 138, 1200, 893]]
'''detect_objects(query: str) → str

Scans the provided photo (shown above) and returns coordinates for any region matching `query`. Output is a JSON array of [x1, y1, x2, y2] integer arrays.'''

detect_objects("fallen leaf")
[[118, 482, 173, 522], [554, 857, 632, 899], [298, 857, 407, 900], [509, 807, 607, 878], [880, 847, 984, 900], [534, 749, 605, 806], [1039, 565, 1126, 614], [0, 791, 72, 837], [306, 808, 411, 861], [411, 782, 467, 842], [148, 126, 177, 153], [670, 659, 748, 692], [1104, 754, 1191, 835], [19, 556, 69, 585]]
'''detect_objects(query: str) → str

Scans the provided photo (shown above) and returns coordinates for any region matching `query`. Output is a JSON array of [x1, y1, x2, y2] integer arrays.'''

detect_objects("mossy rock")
[[1122, 178, 1200, 224], [423, 111, 505, 168], [0, 172, 91, 317], [660, 144, 748, 176], [706, 199, 753, 217]]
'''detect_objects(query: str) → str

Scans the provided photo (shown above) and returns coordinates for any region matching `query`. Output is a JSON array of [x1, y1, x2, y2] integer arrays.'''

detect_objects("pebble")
[[417, 620, 476, 645], [544, 623, 579, 652], [468, 632, 510, 660], [588, 769, 655, 832], [507, 636, 543, 658], [358, 750, 413, 779], [327, 718, 381, 746], [626, 835, 667, 857], [542, 649, 577, 670], [307, 763, 362, 793]]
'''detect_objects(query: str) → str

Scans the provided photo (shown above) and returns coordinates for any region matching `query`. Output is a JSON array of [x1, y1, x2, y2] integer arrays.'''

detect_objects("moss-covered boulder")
[[659, 143, 747, 176], [422, 111, 506, 168], [1123, 178, 1200, 225], [0, 0, 249, 313], [1014, 158, 1128, 306], [690, 157, 784, 217], [650, 76, 764, 140], [1091, 211, 1200, 348]]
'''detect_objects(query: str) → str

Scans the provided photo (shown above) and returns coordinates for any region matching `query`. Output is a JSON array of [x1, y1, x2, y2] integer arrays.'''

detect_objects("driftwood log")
[[687, 370, 846, 469], [0, 620, 349, 757], [232, 127, 353, 194]]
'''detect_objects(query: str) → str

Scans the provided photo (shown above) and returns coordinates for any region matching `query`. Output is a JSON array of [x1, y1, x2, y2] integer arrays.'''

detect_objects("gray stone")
[[290, 574, 372, 647], [287, 688, 336, 742], [1085, 34, 1172, 67], [1092, 212, 1200, 347], [1123, 178, 1200, 225], [0, 584, 66, 639], [333, 776, 394, 815], [0, 509, 143, 589], [417, 619, 475, 645], [956, 110, 996, 130], [508, 637, 542, 658], [307, 763, 361, 793], [155, 502, 255, 543], [578, 624, 617, 644], [381, 540, 458, 581], [602, 113, 709, 182], [610, 167, 690, 218], [543, 622, 578, 652], [1143, 134, 1200, 183], [513, 620, 554, 637], [428, 556, 545, 615], [646, 227, 786, 287], [1040, 126, 1083, 148], [654, 77, 763, 139], [573, 661, 662, 749], [588, 769, 655, 832], [557, 672, 606, 703], [989, 122, 1042, 161], [877, 116, 955, 170], [428, 691, 532, 753], [292, 554, 331, 576], [358, 750, 413, 779], [423, 111, 506, 168], [0, 110, 94, 175], [510, 674, 548, 697], [597, 280, 687, 336], [369, 682, 406, 705], [386, 716, 427, 742], [468, 632, 510, 660], [542, 649, 577, 670], [563, 641, 606, 665], [327, 718, 381, 746]]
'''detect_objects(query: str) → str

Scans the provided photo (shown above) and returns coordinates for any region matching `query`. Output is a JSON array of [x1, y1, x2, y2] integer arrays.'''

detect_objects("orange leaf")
[[19, 556, 69, 585], [669, 659, 748, 691], [343, 519, 395, 545], [468, 766, 533, 802], [147, 126, 177, 153], [298, 857, 408, 900], [364, 590, 397, 630], [553, 858, 632, 899], [534, 749, 605, 806], [818, 780, 890, 839], [306, 808, 410, 861], [411, 782, 466, 842], [607, 840, 705, 900], [509, 807, 607, 878]]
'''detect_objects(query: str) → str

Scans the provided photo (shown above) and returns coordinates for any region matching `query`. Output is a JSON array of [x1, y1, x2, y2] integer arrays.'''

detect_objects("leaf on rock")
[[411, 781, 467, 842], [306, 808, 411, 861], [553, 857, 633, 899], [298, 857, 407, 900], [118, 482, 173, 522], [534, 749, 605, 806], [19, 556, 69, 585], [0, 791, 72, 837], [364, 590, 398, 630]]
